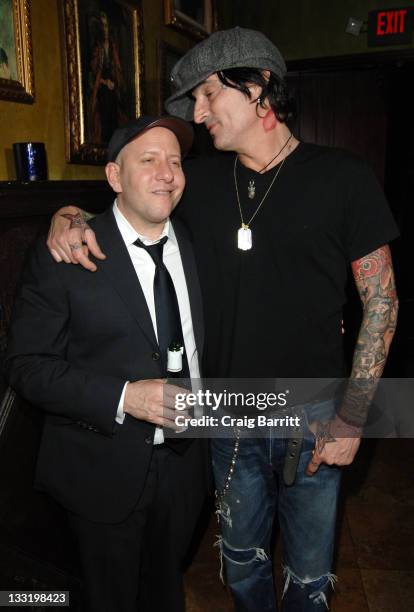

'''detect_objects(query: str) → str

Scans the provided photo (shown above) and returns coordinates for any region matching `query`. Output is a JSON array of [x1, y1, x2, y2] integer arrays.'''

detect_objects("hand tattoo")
[[69, 242, 82, 251], [60, 212, 92, 248], [315, 421, 337, 454], [60, 212, 91, 233]]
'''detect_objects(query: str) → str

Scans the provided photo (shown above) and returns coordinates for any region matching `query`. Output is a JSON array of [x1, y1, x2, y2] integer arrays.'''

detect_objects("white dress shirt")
[[113, 202, 200, 443]]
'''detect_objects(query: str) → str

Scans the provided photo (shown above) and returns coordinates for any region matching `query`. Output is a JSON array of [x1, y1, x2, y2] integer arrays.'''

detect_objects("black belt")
[[283, 433, 304, 486], [278, 406, 304, 486]]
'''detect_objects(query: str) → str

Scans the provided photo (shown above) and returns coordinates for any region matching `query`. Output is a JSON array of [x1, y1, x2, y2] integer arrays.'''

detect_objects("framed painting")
[[61, 0, 144, 165], [157, 41, 183, 114], [0, 0, 34, 103], [164, 0, 217, 40]]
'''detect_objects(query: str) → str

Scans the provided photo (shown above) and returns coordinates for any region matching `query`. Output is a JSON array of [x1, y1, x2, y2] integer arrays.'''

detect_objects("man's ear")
[[249, 82, 264, 104], [105, 162, 122, 193], [254, 69, 271, 108], [250, 70, 271, 110], [261, 69, 270, 82]]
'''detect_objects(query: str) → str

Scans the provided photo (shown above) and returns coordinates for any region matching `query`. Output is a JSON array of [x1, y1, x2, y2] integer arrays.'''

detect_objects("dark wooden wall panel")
[[288, 69, 387, 184], [286, 56, 414, 376]]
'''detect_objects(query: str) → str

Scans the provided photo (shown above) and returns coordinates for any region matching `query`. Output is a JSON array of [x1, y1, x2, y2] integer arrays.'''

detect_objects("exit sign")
[[368, 7, 413, 46]]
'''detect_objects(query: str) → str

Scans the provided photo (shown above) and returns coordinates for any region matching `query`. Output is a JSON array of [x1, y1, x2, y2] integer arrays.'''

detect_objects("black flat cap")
[[107, 115, 194, 162]]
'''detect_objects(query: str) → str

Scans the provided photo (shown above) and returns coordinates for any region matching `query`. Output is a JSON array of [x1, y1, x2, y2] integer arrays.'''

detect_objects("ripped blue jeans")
[[212, 401, 341, 611]]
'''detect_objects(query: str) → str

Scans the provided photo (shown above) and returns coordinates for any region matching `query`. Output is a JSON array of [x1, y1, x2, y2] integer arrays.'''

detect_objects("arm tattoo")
[[339, 245, 398, 427]]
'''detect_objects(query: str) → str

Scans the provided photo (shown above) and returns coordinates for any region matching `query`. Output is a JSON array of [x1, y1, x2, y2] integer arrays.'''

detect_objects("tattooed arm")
[[339, 245, 398, 425], [307, 245, 398, 475], [47, 206, 106, 272]]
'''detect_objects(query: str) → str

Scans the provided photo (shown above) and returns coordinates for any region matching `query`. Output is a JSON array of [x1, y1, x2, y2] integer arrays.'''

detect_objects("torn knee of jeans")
[[283, 565, 337, 608], [214, 536, 270, 585], [221, 538, 269, 565]]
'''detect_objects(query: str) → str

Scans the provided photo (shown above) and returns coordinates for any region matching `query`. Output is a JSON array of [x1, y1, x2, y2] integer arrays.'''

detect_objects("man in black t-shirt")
[[47, 28, 398, 612]]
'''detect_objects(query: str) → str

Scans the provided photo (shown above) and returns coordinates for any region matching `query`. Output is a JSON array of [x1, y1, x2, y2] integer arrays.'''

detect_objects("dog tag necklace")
[[234, 153, 288, 251]]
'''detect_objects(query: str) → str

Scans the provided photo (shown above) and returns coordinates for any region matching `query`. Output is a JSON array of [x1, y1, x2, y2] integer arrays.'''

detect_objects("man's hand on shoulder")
[[123, 379, 188, 430], [47, 205, 106, 272]]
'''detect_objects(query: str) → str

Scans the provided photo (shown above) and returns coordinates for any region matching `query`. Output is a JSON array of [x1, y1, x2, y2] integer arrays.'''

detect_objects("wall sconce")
[[346, 17, 367, 36]]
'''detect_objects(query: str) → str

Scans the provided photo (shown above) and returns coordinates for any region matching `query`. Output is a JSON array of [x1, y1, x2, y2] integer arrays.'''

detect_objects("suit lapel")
[[91, 209, 158, 348], [172, 219, 204, 361]]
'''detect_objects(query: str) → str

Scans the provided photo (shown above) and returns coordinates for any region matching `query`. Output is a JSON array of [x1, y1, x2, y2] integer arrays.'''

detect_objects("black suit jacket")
[[5, 208, 207, 523]]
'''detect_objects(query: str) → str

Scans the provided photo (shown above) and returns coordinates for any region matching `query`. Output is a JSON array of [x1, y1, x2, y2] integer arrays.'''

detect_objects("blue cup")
[[13, 142, 48, 182]]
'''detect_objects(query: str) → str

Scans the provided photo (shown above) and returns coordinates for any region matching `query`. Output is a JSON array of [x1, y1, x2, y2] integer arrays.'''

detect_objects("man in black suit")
[[5, 116, 209, 612]]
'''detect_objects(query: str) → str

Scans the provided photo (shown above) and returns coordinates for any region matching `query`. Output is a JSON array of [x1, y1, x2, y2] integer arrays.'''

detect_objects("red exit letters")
[[368, 7, 412, 46], [376, 9, 408, 35]]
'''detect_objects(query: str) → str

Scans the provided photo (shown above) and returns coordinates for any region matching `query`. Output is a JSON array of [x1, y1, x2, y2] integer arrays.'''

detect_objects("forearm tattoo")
[[339, 245, 398, 427]]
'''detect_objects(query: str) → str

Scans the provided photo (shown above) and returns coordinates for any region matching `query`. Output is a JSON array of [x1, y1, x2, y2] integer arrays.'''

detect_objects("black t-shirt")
[[176, 142, 399, 378]]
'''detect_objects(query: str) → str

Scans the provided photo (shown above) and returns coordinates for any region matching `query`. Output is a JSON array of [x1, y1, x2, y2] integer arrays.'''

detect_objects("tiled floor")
[[184, 439, 414, 611]]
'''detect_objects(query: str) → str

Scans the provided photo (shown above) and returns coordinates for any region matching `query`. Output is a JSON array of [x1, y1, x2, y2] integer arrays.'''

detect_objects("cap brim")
[[165, 94, 197, 122], [144, 116, 194, 155], [165, 70, 214, 121]]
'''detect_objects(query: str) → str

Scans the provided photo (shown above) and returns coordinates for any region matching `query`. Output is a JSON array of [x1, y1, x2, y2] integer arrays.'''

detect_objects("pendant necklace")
[[235, 134, 293, 251], [247, 180, 256, 200], [247, 133, 293, 199]]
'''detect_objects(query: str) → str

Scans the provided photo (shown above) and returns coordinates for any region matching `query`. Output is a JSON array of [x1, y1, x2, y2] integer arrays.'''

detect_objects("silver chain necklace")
[[235, 153, 288, 251]]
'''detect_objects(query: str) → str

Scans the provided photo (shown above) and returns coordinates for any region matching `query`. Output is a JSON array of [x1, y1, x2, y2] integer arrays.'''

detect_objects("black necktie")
[[134, 236, 189, 377]]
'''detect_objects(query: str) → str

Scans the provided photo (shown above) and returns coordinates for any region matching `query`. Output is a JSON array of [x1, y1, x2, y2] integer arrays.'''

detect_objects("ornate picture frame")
[[61, 0, 144, 165], [164, 0, 217, 40], [0, 0, 34, 103]]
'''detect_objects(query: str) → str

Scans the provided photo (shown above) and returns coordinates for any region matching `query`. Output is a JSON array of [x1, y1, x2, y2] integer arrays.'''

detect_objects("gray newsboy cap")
[[165, 27, 286, 121]]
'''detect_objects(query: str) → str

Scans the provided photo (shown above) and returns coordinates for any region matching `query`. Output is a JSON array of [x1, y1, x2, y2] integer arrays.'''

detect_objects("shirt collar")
[[113, 200, 176, 247]]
